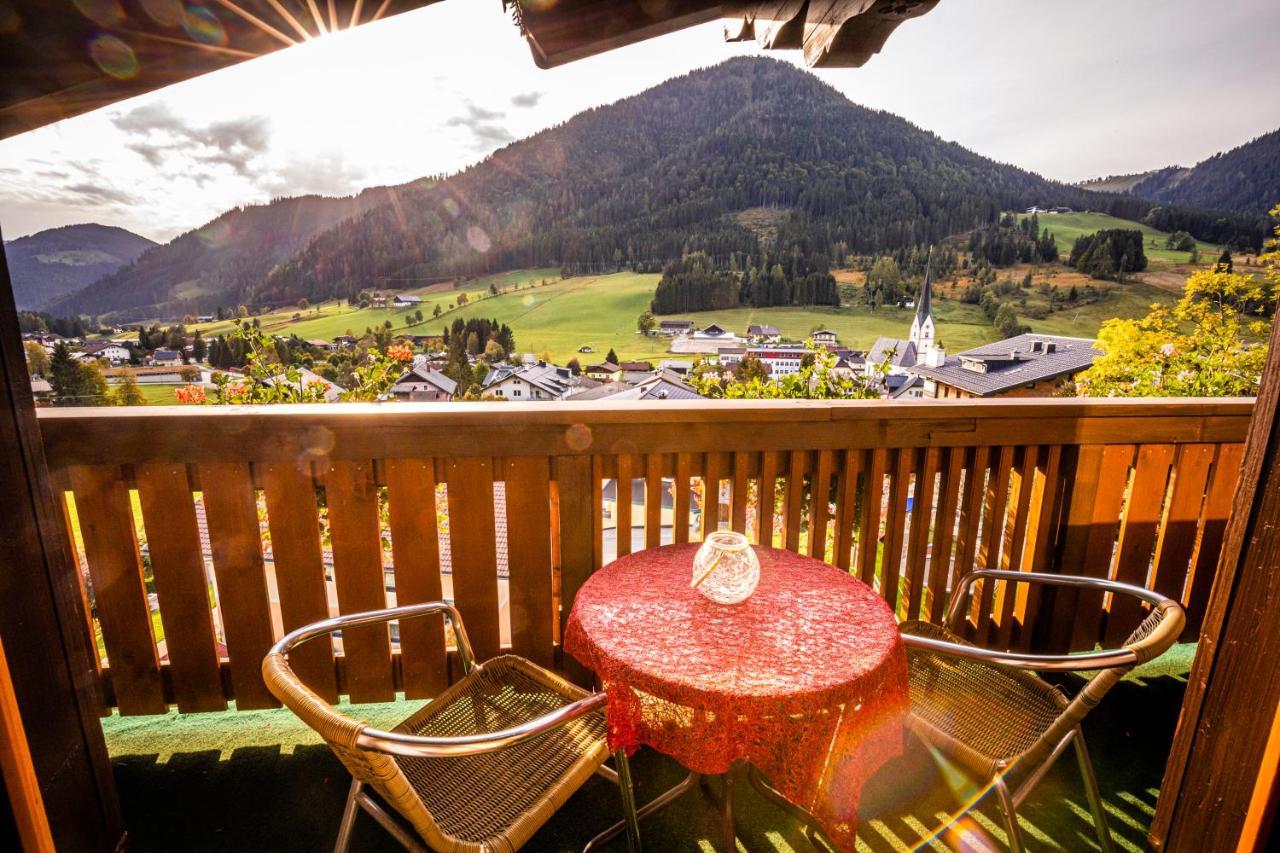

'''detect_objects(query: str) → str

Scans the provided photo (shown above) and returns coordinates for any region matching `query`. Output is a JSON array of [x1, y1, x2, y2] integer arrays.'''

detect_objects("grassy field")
[[1019, 210, 1220, 267]]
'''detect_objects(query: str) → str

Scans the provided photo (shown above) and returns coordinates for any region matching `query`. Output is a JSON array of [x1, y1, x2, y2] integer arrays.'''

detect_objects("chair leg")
[[1073, 728, 1115, 853], [994, 776, 1024, 853], [614, 749, 643, 853], [334, 779, 362, 853]]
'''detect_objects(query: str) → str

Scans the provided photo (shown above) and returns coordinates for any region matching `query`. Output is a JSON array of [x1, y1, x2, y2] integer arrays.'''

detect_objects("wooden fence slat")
[[904, 447, 940, 621], [953, 445, 989, 610], [384, 458, 447, 698], [556, 456, 595, 685], [783, 451, 806, 553], [974, 446, 1015, 638], [135, 463, 224, 712], [68, 466, 166, 715], [504, 457, 555, 668], [833, 450, 862, 571], [757, 451, 780, 546], [199, 463, 277, 709], [993, 447, 1037, 648], [261, 462, 336, 701], [1184, 443, 1244, 636], [1106, 445, 1175, 645], [856, 448, 888, 586], [880, 449, 913, 612], [1150, 444, 1215, 602], [674, 453, 692, 545], [645, 454, 664, 549], [703, 451, 723, 538], [444, 458, 500, 662], [1015, 446, 1063, 651], [731, 452, 750, 535], [1069, 445, 1136, 650], [615, 454, 634, 559], [926, 447, 964, 623], [325, 460, 393, 702], [591, 456, 604, 570], [808, 450, 835, 561]]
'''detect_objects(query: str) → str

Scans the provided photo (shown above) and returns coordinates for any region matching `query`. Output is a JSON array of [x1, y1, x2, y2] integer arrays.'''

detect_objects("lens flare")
[[74, 0, 125, 28], [521, 294, 535, 307], [565, 424, 593, 451], [182, 4, 227, 45], [88, 33, 139, 80], [466, 226, 491, 253], [442, 198, 460, 218]]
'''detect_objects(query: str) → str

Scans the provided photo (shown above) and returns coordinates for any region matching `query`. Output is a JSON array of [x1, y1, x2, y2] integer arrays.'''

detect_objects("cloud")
[[511, 91, 542, 108], [62, 182, 137, 206], [111, 103, 271, 176], [446, 102, 514, 147], [260, 151, 368, 199]]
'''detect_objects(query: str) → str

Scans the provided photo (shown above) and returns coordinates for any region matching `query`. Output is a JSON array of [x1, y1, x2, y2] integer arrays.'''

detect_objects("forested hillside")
[[4, 223, 154, 309], [1130, 129, 1280, 215], [44, 189, 400, 320]]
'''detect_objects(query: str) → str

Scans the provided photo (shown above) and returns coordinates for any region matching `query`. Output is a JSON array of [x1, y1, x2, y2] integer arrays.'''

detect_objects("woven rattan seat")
[[900, 621, 1067, 776], [390, 656, 609, 848], [263, 604, 615, 853]]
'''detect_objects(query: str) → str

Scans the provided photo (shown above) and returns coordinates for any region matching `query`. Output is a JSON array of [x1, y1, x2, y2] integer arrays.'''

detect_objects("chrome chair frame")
[[266, 602, 643, 853], [900, 570, 1185, 853]]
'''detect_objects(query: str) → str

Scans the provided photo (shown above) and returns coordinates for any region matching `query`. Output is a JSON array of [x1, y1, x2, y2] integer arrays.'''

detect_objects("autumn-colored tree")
[[24, 341, 50, 377], [110, 373, 145, 406]]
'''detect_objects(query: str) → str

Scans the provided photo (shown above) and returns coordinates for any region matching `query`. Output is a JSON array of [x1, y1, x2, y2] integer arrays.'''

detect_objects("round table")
[[565, 543, 909, 851]]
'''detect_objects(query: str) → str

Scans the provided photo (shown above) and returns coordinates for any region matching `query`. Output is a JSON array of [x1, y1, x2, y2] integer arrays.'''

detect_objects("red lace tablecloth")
[[564, 543, 908, 850]]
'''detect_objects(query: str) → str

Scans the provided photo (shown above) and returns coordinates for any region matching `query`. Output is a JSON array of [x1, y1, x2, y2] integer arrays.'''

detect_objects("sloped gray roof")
[[911, 333, 1099, 396], [868, 337, 917, 367], [394, 365, 457, 395]]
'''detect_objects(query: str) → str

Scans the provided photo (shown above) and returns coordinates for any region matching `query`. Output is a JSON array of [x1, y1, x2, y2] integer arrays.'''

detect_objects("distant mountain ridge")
[[3, 223, 155, 310], [43, 57, 1270, 322], [1078, 129, 1280, 215], [43, 188, 405, 320]]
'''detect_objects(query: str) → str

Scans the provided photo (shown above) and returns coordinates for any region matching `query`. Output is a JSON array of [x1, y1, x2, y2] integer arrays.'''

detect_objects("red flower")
[[174, 385, 206, 404], [387, 343, 414, 363]]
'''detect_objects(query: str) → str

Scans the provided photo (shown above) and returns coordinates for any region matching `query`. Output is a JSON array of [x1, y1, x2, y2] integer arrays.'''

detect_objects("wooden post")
[[0, 230, 124, 850], [1151, 310, 1280, 850]]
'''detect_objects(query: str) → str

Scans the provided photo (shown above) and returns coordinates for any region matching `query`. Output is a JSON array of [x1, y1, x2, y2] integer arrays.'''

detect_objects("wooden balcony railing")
[[37, 398, 1251, 716]]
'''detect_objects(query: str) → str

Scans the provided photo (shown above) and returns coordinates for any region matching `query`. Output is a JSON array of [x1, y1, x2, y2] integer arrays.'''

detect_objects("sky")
[[1, 0, 1277, 243]]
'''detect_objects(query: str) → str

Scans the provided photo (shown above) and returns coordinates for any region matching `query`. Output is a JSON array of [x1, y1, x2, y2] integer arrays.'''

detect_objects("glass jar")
[[692, 531, 760, 604]]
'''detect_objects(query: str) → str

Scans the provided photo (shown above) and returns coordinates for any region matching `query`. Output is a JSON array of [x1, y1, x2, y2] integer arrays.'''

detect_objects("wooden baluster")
[[645, 454, 665, 548], [504, 457, 555, 669], [1068, 445, 1136, 650], [444, 458, 500, 662], [135, 463, 224, 712], [783, 450, 806, 553], [556, 456, 595, 685], [731, 452, 750, 535], [832, 449, 862, 572], [385, 458, 447, 697], [1183, 444, 1244, 637], [615, 454, 634, 558], [808, 450, 834, 561], [1149, 444, 1215, 603], [674, 453, 692, 545], [925, 447, 964, 624], [973, 446, 1014, 639], [591, 456, 604, 570], [1015, 446, 1063, 651], [68, 466, 166, 715], [1105, 444, 1176, 645], [952, 445, 989, 609], [324, 460, 394, 702], [757, 450, 780, 547], [881, 449, 913, 613], [992, 447, 1037, 649], [856, 448, 888, 587], [703, 451, 723, 538], [903, 447, 939, 622]]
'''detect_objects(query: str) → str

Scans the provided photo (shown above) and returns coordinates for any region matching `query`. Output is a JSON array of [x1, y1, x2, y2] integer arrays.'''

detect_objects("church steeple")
[[909, 248, 936, 354]]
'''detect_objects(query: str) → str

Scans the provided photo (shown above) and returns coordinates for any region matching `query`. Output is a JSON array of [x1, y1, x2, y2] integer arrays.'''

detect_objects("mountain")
[[1079, 129, 1280, 216], [44, 189, 399, 320], [3, 223, 155, 310]]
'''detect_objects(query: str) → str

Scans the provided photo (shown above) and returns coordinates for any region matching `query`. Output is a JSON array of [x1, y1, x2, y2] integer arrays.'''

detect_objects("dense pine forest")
[[1130, 129, 1280, 216], [1069, 230, 1148, 281]]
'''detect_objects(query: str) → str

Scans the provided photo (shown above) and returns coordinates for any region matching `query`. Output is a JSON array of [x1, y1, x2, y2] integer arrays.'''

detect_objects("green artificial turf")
[[104, 644, 1195, 851]]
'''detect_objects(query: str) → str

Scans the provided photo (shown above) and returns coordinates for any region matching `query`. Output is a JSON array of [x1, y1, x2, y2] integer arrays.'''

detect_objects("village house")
[[566, 369, 703, 402], [393, 293, 422, 307], [718, 344, 813, 377], [584, 361, 622, 381], [657, 319, 693, 336], [670, 322, 746, 354], [811, 329, 839, 346], [391, 365, 457, 402], [747, 323, 782, 343], [865, 262, 937, 385], [910, 334, 1100, 398], [147, 348, 182, 366], [481, 361, 582, 401], [79, 341, 132, 365]]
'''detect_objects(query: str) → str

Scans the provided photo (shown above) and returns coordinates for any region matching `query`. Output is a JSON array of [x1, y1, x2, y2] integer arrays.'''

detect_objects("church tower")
[[909, 250, 936, 356]]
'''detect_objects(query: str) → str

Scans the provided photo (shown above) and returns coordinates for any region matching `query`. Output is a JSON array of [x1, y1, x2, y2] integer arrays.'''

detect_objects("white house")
[[670, 323, 746, 354], [391, 365, 457, 402], [718, 345, 813, 377], [80, 341, 131, 364], [482, 362, 580, 401], [811, 329, 839, 347], [393, 294, 422, 307]]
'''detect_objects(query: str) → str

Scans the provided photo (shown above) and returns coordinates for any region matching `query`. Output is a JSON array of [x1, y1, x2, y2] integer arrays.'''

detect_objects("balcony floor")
[[103, 645, 1194, 852]]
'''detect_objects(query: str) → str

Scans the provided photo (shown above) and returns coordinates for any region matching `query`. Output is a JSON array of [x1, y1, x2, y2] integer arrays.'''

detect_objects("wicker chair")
[[899, 570, 1185, 853], [262, 602, 638, 853]]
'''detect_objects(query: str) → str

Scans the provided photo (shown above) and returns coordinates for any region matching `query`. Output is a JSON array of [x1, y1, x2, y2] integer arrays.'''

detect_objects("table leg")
[[614, 750, 642, 853], [584, 755, 701, 852]]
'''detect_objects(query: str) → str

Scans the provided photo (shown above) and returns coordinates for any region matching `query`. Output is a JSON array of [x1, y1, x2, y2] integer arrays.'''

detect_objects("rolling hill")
[[3, 223, 155, 310]]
